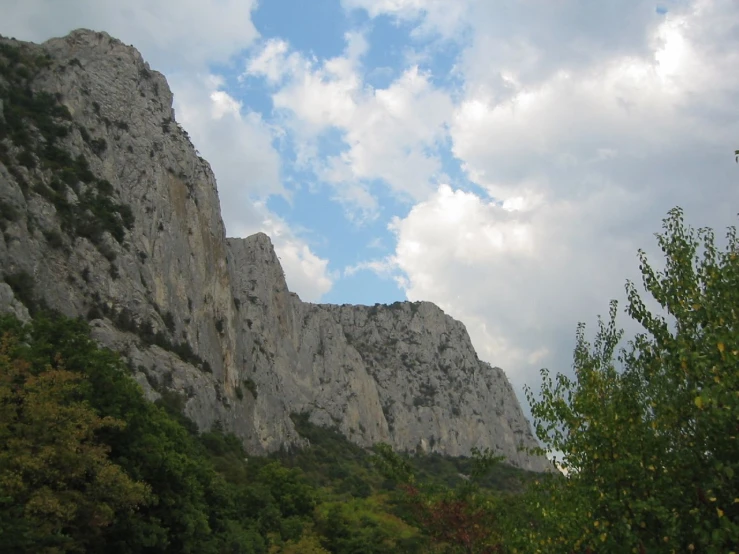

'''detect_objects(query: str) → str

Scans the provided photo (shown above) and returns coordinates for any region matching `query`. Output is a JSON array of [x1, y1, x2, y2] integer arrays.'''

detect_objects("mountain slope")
[[0, 29, 549, 471]]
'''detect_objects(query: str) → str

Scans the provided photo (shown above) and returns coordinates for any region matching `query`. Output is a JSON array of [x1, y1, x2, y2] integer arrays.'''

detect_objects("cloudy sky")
[[3, 0, 739, 413]]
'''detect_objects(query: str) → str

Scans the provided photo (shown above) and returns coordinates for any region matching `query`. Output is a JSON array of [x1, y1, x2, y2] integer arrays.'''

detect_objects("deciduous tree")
[[516, 207, 739, 553], [0, 332, 150, 553]]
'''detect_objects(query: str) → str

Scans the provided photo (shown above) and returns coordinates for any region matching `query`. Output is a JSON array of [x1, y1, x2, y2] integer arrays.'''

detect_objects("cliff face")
[[0, 29, 550, 472]]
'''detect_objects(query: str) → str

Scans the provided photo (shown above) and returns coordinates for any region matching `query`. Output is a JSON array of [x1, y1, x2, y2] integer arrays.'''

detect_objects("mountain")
[[0, 29, 550, 472]]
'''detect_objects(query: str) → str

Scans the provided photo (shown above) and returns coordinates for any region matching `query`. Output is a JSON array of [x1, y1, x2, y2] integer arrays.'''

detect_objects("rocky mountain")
[[0, 29, 550, 472]]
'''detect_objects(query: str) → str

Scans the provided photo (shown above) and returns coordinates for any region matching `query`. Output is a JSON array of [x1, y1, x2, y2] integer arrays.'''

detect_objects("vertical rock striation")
[[0, 29, 550, 471]]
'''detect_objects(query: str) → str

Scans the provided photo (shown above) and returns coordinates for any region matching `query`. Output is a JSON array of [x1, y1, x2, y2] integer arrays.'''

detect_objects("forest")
[[1, 207, 737, 553]]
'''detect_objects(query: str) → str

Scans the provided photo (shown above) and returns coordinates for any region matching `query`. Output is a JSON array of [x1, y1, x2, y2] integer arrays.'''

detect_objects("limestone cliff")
[[0, 29, 550, 472]]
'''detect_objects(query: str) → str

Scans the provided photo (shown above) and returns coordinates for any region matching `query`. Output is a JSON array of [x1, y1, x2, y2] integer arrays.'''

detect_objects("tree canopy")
[[515, 207, 739, 553]]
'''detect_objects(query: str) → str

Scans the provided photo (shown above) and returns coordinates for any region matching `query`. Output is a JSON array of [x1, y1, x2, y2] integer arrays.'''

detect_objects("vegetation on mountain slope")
[[1, 35, 736, 554], [0, 312, 536, 553], [2, 208, 736, 553], [0, 41, 133, 257]]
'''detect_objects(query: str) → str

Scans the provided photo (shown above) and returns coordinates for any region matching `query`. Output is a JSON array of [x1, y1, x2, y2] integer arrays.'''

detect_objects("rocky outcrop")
[[227, 233, 550, 470], [0, 29, 550, 472]]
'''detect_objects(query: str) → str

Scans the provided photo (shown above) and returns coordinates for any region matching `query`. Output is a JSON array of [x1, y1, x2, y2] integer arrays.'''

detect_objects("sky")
[[3, 0, 739, 418]]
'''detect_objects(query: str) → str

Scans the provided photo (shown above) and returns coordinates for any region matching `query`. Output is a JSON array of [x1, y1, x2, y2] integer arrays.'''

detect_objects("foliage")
[[0, 314, 298, 552], [371, 443, 509, 553], [514, 207, 739, 553], [0, 330, 150, 553], [313, 498, 426, 553], [276, 415, 543, 553]]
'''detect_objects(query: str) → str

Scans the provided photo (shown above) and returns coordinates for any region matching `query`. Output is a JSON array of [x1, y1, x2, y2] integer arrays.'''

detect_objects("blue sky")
[[3, 0, 739, 411], [230, 0, 482, 306]]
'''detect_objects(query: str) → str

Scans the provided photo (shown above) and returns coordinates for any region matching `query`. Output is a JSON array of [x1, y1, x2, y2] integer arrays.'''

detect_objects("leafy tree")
[[0, 329, 150, 553], [257, 462, 317, 519], [0, 314, 273, 553], [278, 531, 331, 554], [372, 443, 506, 553], [515, 207, 739, 553]]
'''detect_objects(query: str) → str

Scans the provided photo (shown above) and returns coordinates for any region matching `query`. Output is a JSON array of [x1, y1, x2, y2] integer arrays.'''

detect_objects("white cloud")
[[451, 4, 739, 205], [244, 38, 296, 84], [346, 1, 661, 83], [245, 35, 454, 217], [350, 0, 739, 406], [341, 0, 470, 39], [344, 256, 397, 279], [0, 0, 260, 71]]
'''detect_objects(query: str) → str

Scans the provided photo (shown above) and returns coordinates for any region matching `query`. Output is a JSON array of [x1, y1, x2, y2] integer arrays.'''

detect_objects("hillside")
[[0, 28, 548, 472]]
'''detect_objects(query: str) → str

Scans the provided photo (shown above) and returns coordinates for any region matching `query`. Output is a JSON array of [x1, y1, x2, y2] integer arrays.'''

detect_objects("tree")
[[514, 207, 739, 553], [371, 443, 506, 553], [0, 330, 150, 553]]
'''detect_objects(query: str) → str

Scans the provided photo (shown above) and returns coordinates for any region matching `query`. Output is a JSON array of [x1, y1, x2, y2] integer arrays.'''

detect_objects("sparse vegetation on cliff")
[[0, 41, 134, 253]]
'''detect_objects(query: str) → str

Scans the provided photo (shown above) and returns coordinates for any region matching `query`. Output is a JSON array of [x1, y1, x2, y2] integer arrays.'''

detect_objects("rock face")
[[0, 29, 550, 472]]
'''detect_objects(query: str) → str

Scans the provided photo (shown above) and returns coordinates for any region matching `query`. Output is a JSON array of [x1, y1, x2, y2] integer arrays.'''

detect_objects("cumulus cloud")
[[348, 0, 739, 403], [245, 33, 454, 219]]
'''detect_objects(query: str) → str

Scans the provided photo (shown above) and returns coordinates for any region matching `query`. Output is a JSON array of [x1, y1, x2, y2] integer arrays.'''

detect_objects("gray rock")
[[0, 282, 30, 323], [0, 29, 550, 471]]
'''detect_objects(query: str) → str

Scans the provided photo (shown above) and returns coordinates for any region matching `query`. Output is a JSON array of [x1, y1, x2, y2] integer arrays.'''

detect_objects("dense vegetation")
[[0, 312, 537, 553]]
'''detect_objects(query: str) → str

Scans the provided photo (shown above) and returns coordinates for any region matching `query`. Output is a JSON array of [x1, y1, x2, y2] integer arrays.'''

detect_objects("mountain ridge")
[[0, 28, 550, 472]]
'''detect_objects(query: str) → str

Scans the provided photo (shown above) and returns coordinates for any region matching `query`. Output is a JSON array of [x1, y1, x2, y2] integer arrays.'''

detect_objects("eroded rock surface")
[[0, 29, 550, 471]]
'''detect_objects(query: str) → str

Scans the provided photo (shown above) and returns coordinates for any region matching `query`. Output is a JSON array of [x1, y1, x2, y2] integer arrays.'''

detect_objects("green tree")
[[371, 443, 506, 553], [0, 331, 150, 553], [0, 314, 271, 554], [514, 207, 739, 553]]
